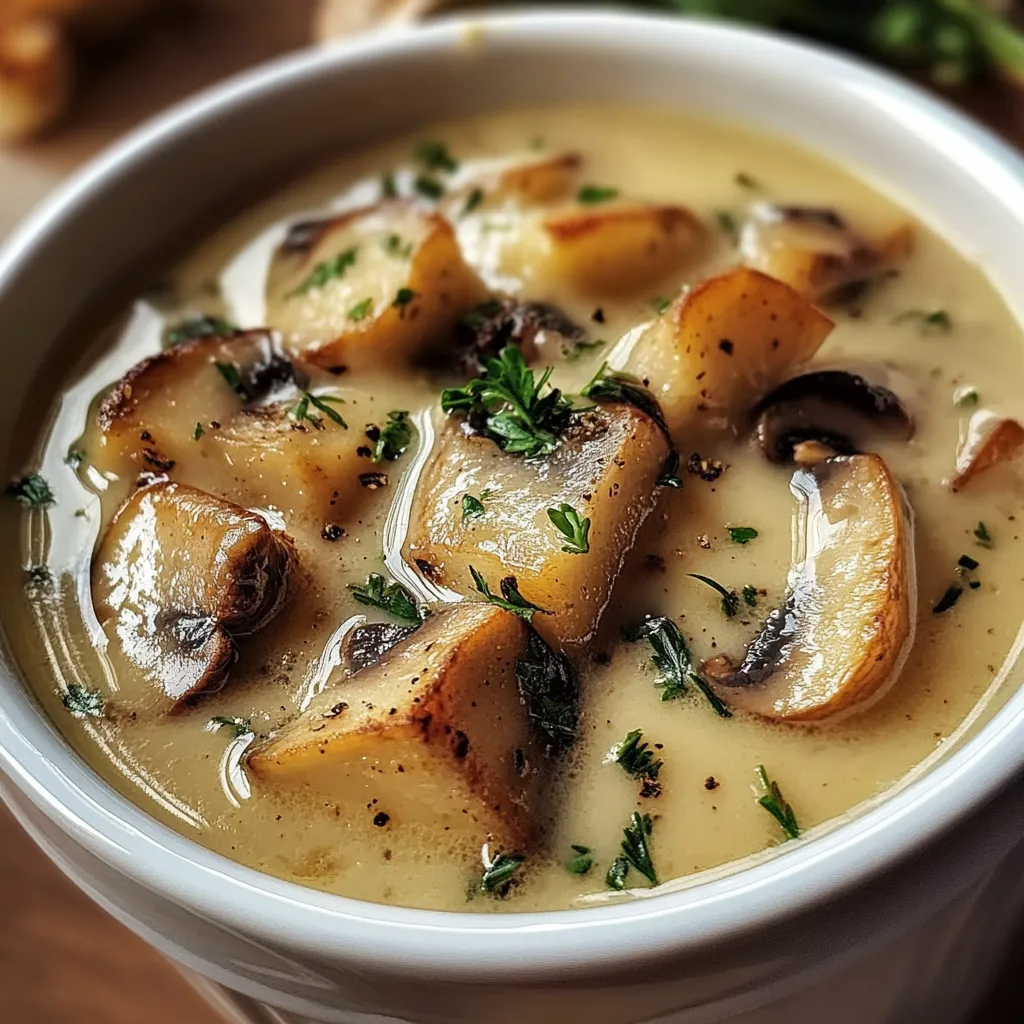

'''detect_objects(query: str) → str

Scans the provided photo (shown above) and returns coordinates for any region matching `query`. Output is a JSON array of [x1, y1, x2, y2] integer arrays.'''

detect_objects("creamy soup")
[[4, 107, 1024, 913]]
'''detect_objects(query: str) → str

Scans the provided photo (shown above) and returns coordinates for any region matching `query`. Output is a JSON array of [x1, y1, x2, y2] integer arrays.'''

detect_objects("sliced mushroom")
[[340, 620, 419, 675], [952, 413, 1024, 490], [740, 202, 913, 304], [449, 297, 586, 376], [92, 482, 295, 715], [753, 370, 914, 464], [708, 454, 916, 721]]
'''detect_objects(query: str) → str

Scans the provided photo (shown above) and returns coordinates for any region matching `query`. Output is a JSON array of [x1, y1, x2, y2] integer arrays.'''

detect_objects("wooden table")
[[0, 5, 1020, 1021]]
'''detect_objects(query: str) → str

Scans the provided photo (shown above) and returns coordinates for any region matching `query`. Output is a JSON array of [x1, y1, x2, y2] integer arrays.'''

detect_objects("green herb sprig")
[[348, 573, 423, 625], [470, 566, 550, 623], [480, 850, 525, 896], [688, 573, 741, 618], [514, 627, 578, 752], [291, 392, 348, 430], [621, 811, 659, 886], [370, 411, 413, 462], [581, 363, 669, 434], [566, 845, 594, 876], [755, 764, 800, 841], [6, 473, 54, 509], [163, 315, 237, 349], [62, 684, 104, 718], [288, 247, 358, 297], [612, 729, 663, 797], [547, 503, 591, 554], [207, 716, 252, 738]]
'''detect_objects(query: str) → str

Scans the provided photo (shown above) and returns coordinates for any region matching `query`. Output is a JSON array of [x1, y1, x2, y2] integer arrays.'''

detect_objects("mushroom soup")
[[4, 107, 1024, 912]]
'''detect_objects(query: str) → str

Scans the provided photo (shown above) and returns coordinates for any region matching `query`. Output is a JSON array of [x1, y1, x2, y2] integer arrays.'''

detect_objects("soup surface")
[[5, 107, 1024, 913]]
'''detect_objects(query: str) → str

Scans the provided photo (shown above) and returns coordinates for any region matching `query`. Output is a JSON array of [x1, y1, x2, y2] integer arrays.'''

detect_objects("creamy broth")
[[5, 106, 1024, 913]]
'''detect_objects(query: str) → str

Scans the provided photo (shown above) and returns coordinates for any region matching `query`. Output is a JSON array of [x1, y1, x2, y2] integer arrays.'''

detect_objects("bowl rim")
[[2, 7, 1024, 981]]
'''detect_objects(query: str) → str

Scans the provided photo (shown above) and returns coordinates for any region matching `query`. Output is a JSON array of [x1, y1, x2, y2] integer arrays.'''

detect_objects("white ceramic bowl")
[[1, 11, 1024, 1024]]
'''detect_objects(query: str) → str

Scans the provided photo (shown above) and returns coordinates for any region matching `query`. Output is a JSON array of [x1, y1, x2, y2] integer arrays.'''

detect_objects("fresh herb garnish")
[[974, 520, 993, 548], [193, 422, 204, 441], [566, 845, 594, 876], [6, 473, 54, 509], [479, 850, 525, 896], [370, 410, 412, 462], [715, 210, 738, 236], [162, 314, 237, 348], [382, 233, 412, 259], [348, 573, 423, 625], [64, 448, 86, 468], [657, 451, 684, 489], [620, 811, 659, 886], [547, 503, 591, 554], [462, 187, 485, 216], [441, 346, 574, 459], [416, 140, 459, 173], [611, 729, 662, 797], [291, 392, 347, 429], [380, 171, 398, 199], [625, 616, 732, 717], [606, 855, 630, 890], [688, 573, 740, 618], [955, 387, 980, 407], [514, 627, 578, 752], [62, 683, 104, 719], [727, 525, 759, 544], [651, 297, 672, 315], [580, 363, 668, 434], [892, 309, 952, 333], [564, 338, 605, 362], [414, 175, 444, 201], [348, 297, 374, 322], [755, 764, 800, 841], [461, 490, 491, 522], [214, 361, 248, 400], [742, 584, 759, 608], [577, 184, 619, 204], [933, 584, 964, 614], [288, 246, 358, 297], [392, 287, 416, 309], [471, 566, 549, 623], [206, 715, 252, 738]]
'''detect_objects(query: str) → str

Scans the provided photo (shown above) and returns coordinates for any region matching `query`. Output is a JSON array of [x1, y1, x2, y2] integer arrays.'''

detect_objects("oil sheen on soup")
[[5, 107, 1024, 913]]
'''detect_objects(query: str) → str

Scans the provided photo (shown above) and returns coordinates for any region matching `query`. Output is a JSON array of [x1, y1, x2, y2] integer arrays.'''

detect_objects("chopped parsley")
[[727, 525, 759, 544], [64, 448, 86, 468], [606, 855, 630, 891], [479, 850, 525, 896], [441, 346, 574, 459], [892, 309, 952, 333], [566, 845, 594, 876], [651, 297, 672, 315], [414, 175, 444, 201], [193, 422, 204, 441], [206, 716, 252, 738], [370, 410, 413, 462], [382, 234, 412, 259], [755, 764, 800, 841], [620, 811, 659, 886], [611, 729, 662, 797], [348, 573, 423, 625], [162, 314, 237, 349], [715, 210, 738, 236], [6, 473, 54, 509], [416, 140, 459, 173], [955, 387, 980, 407], [291, 392, 347, 429], [580, 363, 668, 434], [625, 616, 732, 718], [577, 185, 619, 205], [564, 338, 605, 362], [974, 520, 993, 548], [461, 490, 491, 522], [380, 171, 398, 198], [547, 503, 591, 554], [514, 627, 578, 752], [688, 573, 740, 618], [62, 683, 104, 719], [392, 287, 416, 310], [462, 187, 485, 216], [470, 566, 550, 623], [742, 584, 759, 608], [214, 361, 247, 400], [348, 297, 374, 322], [933, 584, 964, 614], [288, 246, 358, 297]]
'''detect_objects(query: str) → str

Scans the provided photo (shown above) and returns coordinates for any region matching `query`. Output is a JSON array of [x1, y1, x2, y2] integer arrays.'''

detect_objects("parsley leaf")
[[547, 502, 591, 554], [955, 387, 979, 407], [380, 171, 398, 198], [291, 392, 347, 430], [382, 234, 412, 259], [581, 363, 669, 434], [975, 520, 993, 548], [620, 811, 658, 886], [62, 683, 104, 718], [727, 525, 759, 544], [441, 346, 574, 459], [514, 627, 577, 752], [348, 297, 374, 321], [416, 140, 459, 173], [611, 729, 662, 797], [577, 185, 619, 204], [288, 247, 358, 297], [162, 314, 237, 349], [564, 338, 605, 362], [214, 361, 248, 400], [742, 584, 759, 608], [470, 566, 550, 623], [6, 473, 54, 509], [479, 850, 525, 896], [193, 422, 204, 441], [207, 715, 252, 738], [566, 845, 594, 876], [370, 410, 413, 462], [715, 210, 738, 236], [606, 855, 630, 891], [625, 616, 732, 718], [892, 309, 952, 333], [651, 297, 672, 315], [462, 187, 485, 216], [414, 175, 444, 201], [688, 573, 740, 618], [461, 492, 488, 521], [348, 573, 423, 625], [755, 764, 800, 841]]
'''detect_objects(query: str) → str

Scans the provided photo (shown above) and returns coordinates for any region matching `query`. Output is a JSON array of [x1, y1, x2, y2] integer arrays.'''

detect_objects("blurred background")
[[1, 1, 1023, 1020]]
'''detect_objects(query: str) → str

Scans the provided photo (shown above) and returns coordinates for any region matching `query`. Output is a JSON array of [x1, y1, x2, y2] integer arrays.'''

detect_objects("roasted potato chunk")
[[626, 267, 833, 437], [248, 604, 551, 851], [92, 482, 294, 715], [540, 203, 705, 295], [951, 414, 1024, 490], [739, 203, 913, 303], [405, 404, 670, 648], [265, 200, 486, 372], [93, 329, 291, 480], [0, 18, 69, 141]]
